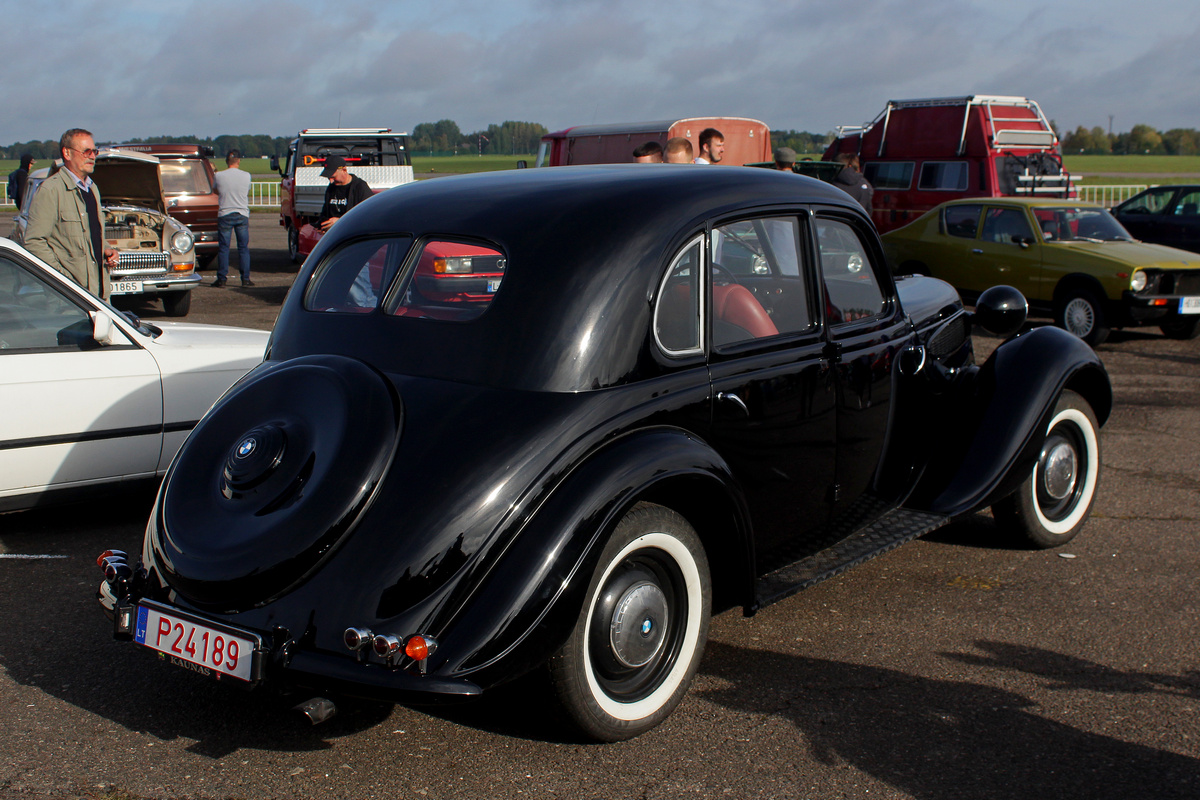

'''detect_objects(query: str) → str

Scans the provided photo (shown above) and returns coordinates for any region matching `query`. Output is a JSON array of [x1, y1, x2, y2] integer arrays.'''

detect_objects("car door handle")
[[716, 391, 750, 417], [971, 249, 983, 255]]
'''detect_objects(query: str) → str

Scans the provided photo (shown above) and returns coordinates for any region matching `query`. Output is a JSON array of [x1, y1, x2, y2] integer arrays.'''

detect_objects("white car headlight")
[[1130, 270, 1147, 292], [171, 229, 195, 255]]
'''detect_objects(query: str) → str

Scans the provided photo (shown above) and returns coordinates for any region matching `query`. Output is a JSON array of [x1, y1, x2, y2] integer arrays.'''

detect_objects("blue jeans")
[[216, 213, 250, 281]]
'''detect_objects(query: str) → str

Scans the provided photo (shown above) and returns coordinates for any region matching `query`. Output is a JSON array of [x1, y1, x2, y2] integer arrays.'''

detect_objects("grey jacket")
[[24, 167, 110, 299]]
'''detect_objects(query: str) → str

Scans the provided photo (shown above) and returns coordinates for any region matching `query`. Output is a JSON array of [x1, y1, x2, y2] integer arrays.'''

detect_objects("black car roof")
[[278, 165, 864, 392]]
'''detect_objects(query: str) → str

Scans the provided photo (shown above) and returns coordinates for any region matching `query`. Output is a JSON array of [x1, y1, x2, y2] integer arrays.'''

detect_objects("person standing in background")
[[24, 129, 117, 298], [8, 153, 34, 208], [212, 149, 253, 287]]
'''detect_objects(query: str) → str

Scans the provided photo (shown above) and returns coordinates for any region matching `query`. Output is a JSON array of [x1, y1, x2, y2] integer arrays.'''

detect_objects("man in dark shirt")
[[8, 153, 34, 208], [318, 156, 373, 230]]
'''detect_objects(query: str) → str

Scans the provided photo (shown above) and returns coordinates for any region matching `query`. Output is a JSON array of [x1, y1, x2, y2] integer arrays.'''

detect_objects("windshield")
[[1033, 207, 1134, 243], [159, 161, 213, 195]]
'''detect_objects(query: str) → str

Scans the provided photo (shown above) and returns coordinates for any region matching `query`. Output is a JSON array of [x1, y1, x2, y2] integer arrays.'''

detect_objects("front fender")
[[430, 426, 750, 686], [911, 325, 1111, 517]]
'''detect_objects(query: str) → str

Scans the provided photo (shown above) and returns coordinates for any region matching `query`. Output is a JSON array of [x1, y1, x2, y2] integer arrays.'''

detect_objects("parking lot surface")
[[2, 213, 1198, 800]]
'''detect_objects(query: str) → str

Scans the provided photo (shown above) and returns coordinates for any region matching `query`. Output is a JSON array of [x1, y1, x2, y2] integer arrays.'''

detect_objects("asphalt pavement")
[[1, 214, 1198, 800]]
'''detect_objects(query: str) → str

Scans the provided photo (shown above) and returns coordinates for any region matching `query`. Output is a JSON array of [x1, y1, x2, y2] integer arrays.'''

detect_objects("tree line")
[[0, 121, 553, 160], [7, 122, 1199, 160], [1058, 124, 1200, 155]]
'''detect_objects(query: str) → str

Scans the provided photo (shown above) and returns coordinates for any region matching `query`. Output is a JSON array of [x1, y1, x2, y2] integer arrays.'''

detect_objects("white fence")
[[249, 181, 280, 207], [1074, 184, 1147, 207]]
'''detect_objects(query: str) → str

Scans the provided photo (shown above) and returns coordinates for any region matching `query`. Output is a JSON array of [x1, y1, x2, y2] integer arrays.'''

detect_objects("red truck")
[[271, 128, 413, 262], [535, 118, 772, 166], [824, 95, 1074, 233]]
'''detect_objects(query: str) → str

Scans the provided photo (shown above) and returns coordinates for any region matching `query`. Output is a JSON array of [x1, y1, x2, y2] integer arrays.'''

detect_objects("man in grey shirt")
[[212, 149, 252, 287]]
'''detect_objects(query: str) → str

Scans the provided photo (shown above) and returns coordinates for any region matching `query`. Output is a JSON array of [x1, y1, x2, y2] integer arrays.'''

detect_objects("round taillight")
[[405, 636, 429, 661]]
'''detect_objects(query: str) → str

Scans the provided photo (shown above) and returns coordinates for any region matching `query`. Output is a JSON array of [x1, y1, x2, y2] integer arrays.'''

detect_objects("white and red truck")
[[272, 128, 414, 262]]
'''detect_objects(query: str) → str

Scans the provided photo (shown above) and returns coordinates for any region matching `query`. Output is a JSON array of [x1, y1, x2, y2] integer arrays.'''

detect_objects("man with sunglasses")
[[25, 128, 118, 299]]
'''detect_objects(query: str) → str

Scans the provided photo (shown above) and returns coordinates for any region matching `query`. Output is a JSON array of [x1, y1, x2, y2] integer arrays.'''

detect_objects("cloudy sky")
[[5, 0, 1199, 145]]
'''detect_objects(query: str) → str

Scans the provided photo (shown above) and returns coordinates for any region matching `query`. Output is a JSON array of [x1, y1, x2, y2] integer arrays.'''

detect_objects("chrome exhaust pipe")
[[293, 696, 338, 725]]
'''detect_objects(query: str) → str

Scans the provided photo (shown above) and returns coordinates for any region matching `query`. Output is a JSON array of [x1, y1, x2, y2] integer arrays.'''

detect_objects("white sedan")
[[0, 238, 269, 511]]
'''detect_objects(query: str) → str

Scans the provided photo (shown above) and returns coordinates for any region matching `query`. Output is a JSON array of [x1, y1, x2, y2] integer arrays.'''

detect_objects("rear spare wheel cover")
[[155, 355, 400, 609]]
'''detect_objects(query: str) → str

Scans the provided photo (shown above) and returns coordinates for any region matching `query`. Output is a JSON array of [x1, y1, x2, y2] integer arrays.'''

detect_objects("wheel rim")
[[1032, 408, 1099, 534], [1063, 297, 1095, 338], [582, 532, 703, 720]]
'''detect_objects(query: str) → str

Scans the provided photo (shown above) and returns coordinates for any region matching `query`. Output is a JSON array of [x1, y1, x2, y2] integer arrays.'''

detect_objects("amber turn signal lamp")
[[405, 635, 438, 661]]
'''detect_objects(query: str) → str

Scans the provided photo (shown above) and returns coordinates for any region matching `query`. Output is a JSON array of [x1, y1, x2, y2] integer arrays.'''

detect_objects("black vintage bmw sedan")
[[98, 165, 1112, 741]]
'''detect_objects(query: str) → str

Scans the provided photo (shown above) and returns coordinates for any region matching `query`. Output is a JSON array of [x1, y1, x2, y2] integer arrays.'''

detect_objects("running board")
[[754, 508, 950, 610]]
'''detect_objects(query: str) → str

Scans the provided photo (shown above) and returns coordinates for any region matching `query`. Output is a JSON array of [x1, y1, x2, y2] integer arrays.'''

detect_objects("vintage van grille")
[[927, 314, 970, 358], [112, 252, 170, 276]]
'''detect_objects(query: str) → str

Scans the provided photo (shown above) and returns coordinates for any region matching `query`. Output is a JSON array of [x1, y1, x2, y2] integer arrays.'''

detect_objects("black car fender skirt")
[[432, 427, 746, 682], [152, 355, 402, 611], [916, 325, 1111, 518]]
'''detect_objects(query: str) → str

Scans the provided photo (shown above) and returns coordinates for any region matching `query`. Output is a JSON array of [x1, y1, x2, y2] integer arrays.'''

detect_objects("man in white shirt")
[[694, 128, 725, 164], [212, 150, 253, 287]]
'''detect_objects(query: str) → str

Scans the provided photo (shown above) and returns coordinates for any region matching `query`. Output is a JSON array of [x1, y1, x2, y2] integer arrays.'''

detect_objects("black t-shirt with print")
[[318, 175, 374, 224]]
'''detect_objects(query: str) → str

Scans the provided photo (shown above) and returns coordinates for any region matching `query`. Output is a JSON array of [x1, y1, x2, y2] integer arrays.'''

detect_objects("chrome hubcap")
[[609, 581, 669, 668], [1041, 441, 1077, 500]]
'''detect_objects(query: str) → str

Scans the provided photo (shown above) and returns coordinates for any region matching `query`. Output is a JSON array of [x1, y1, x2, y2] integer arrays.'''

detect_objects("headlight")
[[1129, 270, 1147, 292], [846, 252, 864, 274], [170, 229, 194, 255], [434, 256, 472, 274]]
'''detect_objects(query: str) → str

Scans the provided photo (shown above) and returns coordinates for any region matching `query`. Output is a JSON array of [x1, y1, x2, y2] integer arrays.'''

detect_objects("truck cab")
[[272, 128, 413, 263]]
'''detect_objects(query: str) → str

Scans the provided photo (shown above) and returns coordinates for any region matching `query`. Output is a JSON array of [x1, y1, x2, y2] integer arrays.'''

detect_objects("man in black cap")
[[317, 156, 373, 231]]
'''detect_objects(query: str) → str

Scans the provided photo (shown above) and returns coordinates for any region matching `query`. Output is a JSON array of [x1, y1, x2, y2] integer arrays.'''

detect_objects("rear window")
[[299, 137, 411, 168], [305, 237, 413, 313], [387, 240, 506, 321], [159, 161, 213, 195]]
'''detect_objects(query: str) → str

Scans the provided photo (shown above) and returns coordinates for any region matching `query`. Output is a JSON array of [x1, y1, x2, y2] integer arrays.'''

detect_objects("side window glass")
[[943, 204, 982, 238], [815, 218, 885, 325], [864, 162, 913, 190], [390, 240, 507, 321], [0, 256, 94, 350], [1122, 188, 1175, 215], [918, 161, 969, 191], [981, 208, 1034, 245], [711, 217, 810, 347], [655, 237, 702, 355], [1175, 190, 1200, 216], [305, 237, 411, 313]]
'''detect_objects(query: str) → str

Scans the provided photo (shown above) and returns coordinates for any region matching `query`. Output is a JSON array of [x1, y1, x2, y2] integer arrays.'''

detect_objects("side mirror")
[[269, 155, 280, 174], [973, 285, 1028, 338], [91, 311, 117, 346]]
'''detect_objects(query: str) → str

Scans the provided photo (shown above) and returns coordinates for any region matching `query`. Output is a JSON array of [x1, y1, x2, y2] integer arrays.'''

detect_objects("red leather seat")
[[712, 283, 778, 339]]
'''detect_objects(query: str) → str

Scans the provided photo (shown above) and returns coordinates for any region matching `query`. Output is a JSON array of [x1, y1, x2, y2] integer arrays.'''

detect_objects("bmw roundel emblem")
[[236, 437, 257, 459], [641, 618, 653, 636]]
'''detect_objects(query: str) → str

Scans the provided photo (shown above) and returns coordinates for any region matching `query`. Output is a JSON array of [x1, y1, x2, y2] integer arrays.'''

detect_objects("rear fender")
[[432, 427, 751, 684], [912, 325, 1111, 517]]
